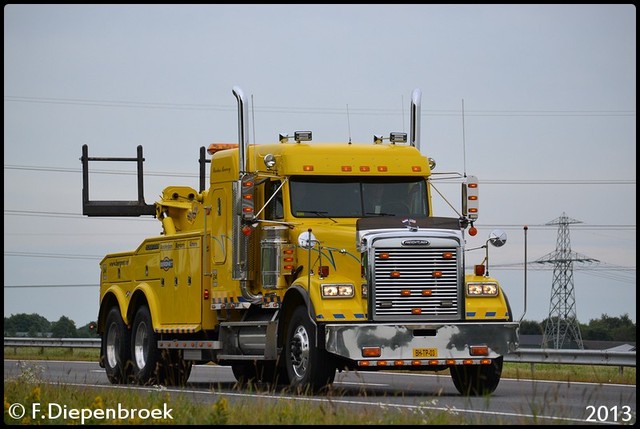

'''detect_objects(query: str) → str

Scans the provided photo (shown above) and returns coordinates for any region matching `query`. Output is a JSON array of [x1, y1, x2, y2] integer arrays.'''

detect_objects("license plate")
[[413, 348, 438, 358]]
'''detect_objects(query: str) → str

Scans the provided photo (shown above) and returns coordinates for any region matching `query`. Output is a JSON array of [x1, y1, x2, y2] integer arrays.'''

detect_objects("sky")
[[4, 4, 636, 329]]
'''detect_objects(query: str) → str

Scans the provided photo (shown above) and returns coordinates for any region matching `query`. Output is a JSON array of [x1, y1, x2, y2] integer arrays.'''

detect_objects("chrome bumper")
[[324, 322, 519, 360]]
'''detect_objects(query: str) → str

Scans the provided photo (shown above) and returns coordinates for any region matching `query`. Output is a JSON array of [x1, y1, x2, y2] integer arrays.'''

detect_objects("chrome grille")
[[372, 246, 460, 320]]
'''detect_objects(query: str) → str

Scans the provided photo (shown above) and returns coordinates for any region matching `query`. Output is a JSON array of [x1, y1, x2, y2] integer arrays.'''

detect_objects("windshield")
[[290, 176, 428, 218]]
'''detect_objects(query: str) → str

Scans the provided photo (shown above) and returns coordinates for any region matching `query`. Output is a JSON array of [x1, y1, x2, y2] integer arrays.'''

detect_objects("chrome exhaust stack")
[[231, 86, 262, 304], [232, 86, 248, 174], [410, 88, 421, 151]]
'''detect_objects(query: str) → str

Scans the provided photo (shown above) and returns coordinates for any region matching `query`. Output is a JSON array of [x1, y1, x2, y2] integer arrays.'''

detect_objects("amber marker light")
[[361, 347, 382, 357], [379, 252, 390, 259], [411, 166, 422, 172], [377, 166, 388, 172], [360, 166, 370, 172], [470, 345, 489, 356], [341, 166, 352, 172], [401, 290, 411, 296], [207, 143, 239, 155], [432, 271, 443, 278], [390, 271, 401, 278], [411, 308, 422, 315], [442, 252, 453, 259], [303, 165, 314, 171], [422, 290, 432, 296]]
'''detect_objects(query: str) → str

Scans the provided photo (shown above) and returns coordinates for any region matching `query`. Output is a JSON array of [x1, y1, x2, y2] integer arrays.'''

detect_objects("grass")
[[3, 362, 467, 425]]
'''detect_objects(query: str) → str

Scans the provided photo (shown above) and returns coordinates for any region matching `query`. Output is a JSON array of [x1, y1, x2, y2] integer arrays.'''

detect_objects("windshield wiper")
[[365, 212, 395, 217], [299, 210, 337, 223]]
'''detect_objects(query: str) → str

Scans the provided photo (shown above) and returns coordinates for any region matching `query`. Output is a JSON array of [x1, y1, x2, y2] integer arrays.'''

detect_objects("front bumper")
[[324, 322, 519, 362]]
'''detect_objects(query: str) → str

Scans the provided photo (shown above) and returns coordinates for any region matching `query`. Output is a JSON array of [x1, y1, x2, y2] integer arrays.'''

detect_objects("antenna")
[[401, 95, 405, 132], [462, 98, 467, 178], [251, 93, 257, 168], [346, 104, 352, 144]]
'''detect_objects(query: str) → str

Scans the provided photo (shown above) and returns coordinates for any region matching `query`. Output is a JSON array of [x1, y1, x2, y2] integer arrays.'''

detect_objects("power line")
[[5, 164, 635, 186], [4, 251, 102, 260], [4, 284, 98, 288], [4, 209, 635, 231], [4, 95, 636, 117], [479, 224, 635, 231], [4, 164, 198, 178], [4, 209, 156, 221]]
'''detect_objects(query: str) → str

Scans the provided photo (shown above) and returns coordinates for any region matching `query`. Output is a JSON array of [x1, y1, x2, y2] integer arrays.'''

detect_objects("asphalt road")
[[4, 360, 636, 425]]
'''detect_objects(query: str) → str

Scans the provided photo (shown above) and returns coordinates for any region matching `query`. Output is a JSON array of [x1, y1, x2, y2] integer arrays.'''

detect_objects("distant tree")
[[518, 320, 543, 335], [581, 324, 613, 341], [582, 313, 636, 342], [4, 313, 51, 336], [3, 317, 15, 336], [50, 316, 78, 338]]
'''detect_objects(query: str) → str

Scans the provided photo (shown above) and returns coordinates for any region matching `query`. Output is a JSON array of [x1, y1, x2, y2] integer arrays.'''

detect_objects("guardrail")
[[504, 347, 635, 367], [4, 337, 636, 368]]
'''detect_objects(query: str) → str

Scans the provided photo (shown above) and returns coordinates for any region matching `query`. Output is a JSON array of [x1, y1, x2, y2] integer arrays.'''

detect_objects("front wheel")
[[450, 356, 503, 396], [284, 306, 335, 393]]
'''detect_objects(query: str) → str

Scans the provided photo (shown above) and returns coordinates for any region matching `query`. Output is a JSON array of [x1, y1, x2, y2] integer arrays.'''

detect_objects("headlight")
[[467, 282, 498, 296], [321, 283, 354, 298]]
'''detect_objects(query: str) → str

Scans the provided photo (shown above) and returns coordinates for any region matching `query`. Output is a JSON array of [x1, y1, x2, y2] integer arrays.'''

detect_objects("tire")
[[130, 305, 161, 385], [284, 306, 336, 393], [450, 356, 503, 396], [103, 306, 131, 384]]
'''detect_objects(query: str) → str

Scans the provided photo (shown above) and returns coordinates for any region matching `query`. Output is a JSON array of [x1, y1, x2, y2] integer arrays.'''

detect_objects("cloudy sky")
[[4, 4, 635, 328]]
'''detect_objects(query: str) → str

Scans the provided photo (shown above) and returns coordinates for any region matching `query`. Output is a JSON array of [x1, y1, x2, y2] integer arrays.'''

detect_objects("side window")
[[265, 180, 283, 219]]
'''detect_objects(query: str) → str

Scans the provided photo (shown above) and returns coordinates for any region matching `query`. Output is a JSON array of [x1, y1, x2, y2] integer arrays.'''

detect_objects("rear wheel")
[[103, 307, 131, 384], [450, 356, 503, 396], [130, 305, 161, 385], [284, 306, 335, 393]]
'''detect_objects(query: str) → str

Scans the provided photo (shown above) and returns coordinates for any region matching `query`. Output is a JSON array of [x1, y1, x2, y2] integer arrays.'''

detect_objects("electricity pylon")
[[536, 212, 598, 349]]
